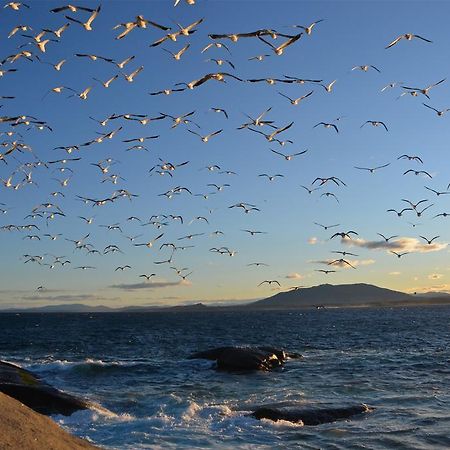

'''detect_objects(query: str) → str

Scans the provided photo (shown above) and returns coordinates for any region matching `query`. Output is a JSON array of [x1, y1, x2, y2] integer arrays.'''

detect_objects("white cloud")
[[428, 273, 444, 280], [110, 280, 189, 291], [406, 284, 450, 294], [342, 236, 448, 254], [286, 272, 303, 279], [22, 294, 99, 302], [354, 259, 376, 267]]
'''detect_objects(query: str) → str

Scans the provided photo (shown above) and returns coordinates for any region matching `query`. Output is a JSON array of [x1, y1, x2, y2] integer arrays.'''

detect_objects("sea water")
[[1, 306, 450, 449]]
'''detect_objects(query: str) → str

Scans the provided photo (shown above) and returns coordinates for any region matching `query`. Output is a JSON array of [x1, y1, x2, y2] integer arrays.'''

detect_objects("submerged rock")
[[0, 360, 89, 416], [252, 403, 373, 425], [189, 346, 301, 371]]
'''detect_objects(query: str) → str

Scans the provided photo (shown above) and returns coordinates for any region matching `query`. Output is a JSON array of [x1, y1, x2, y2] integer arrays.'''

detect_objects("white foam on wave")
[[54, 408, 98, 428], [147, 411, 174, 427], [27, 357, 148, 375], [53, 396, 308, 450], [189, 402, 305, 432], [260, 418, 305, 428], [181, 401, 202, 422], [51, 389, 309, 448], [181, 400, 237, 423], [54, 405, 136, 426], [92, 406, 136, 422], [82, 358, 146, 368], [27, 358, 74, 371]]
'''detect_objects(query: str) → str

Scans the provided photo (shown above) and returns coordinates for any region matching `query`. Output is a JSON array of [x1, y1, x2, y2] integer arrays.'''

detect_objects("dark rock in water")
[[217, 347, 281, 371], [189, 346, 300, 371], [0, 360, 90, 416], [252, 404, 373, 425], [257, 346, 287, 362], [189, 346, 234, 361]]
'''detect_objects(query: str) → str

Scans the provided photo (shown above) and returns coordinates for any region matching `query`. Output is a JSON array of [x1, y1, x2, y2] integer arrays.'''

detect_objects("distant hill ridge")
[[250, 283, 412, 308], [2, 283, 450, 313]]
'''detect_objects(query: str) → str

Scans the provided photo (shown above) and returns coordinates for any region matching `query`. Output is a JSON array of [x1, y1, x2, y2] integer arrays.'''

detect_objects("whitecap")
[[181, 401, 202, 422], [260, 417, 304, 428]]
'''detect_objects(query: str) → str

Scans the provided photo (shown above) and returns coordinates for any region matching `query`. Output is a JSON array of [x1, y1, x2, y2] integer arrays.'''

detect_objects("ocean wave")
[[260, 418, 304, 428], [26, 358, 158, 377], [144, 399, 306, 432], [55, 407, 136, 424]]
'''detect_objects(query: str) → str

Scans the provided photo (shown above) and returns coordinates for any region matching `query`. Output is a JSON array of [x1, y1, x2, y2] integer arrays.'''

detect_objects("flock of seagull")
[[1, 1, 449, 300]]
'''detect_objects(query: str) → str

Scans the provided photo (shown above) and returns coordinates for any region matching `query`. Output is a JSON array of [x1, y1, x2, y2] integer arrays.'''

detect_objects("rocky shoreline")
[[0, 360, 98, 449], [0, 392, 98, 450], [0, 360, 90, 416], [1, 348, 373, 448]]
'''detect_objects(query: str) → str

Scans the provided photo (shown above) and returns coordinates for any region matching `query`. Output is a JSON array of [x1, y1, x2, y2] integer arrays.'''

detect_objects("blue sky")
[[1, 0, 450, 308]]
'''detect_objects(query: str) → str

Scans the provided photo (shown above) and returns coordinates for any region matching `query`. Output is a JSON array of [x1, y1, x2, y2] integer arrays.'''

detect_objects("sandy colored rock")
[[0, 392, 99, 450]]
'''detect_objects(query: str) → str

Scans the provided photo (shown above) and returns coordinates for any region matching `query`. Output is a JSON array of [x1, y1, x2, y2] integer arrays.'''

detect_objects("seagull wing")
[[201, 43, 213, 53], [184, 18, 204, 32], [430, 78, 446, 88], [301, 90, 314, 100], [414, 34, 432, 43], [150, 35, 169, 47], [86, 5, 101, 28], [385, 35, 403, 49], [276, 33, 302, 52], [257, 35, 276, 50], [271, 121, 294, 138], [116, 23, 136, 40], [65, 15, 83, 25], [149, 20, 171, 31], [270, 148, 284, 157], [187, 129, 201, 138], [177, 43, 190, 58], [422, 103, 439, 113]]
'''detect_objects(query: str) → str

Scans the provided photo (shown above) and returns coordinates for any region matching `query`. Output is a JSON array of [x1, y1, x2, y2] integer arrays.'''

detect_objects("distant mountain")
[[2, 285, 450, 313], [0, 303, 209, 314], [168, 302, 208, 311], [248, 283, 413, 309], [0, 304, 114, 313]]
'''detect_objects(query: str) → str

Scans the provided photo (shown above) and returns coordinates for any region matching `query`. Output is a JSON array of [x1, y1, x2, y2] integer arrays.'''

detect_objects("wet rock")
[[252, 403, 373, 425], [0, 360, 90, 416], [189, 346, 299, 371], [189, 346, 234, 361]]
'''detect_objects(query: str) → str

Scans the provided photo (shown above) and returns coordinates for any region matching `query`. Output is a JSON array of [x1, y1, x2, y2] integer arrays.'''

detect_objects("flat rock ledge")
[[0, 392, 99, 450], [0, 360, 89, 416]]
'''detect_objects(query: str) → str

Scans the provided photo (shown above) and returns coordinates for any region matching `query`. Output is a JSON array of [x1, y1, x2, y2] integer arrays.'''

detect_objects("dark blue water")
[[1, 307, 450, 449]]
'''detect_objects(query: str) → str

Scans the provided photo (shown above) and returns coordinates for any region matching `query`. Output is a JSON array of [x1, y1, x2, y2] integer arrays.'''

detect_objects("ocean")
[[1, 306, 450, 449]]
